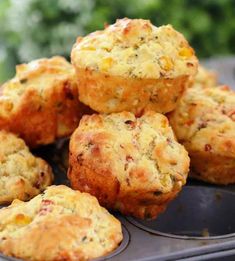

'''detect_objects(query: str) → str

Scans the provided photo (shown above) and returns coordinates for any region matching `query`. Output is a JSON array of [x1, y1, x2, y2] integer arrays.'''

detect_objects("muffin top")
[[169, 85, 235, 157], [0, 130, 53, 203], [0, 56, 75, 118], [0, 185, 122, 261], [70, 111, 189, 195], [71, 18, 198, 79]]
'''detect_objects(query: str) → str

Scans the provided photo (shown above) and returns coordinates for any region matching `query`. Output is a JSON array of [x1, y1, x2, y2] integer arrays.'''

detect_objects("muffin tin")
[[1, 57, 235, 261], [36, 137, 235, 261], [127, 186, 235, 240]]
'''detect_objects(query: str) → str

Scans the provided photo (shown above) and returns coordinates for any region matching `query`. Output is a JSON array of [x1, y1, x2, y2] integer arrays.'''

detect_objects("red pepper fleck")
[[220, 85, 230, 91], [41, 199, 54, 205], [39, 199, 54, 216], [125, 120, 136, 128], [123, 22, 132, 35], [126, 155, 133, 162], [124, 155, 133, 171], [205, 144, 212, 152], [185, 120, 194, 126], [227, 110, 235, 120]]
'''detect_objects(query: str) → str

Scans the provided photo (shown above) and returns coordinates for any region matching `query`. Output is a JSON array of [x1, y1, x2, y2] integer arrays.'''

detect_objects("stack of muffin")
[[69, 18, 198, 219], [0, 18, 234, 261]]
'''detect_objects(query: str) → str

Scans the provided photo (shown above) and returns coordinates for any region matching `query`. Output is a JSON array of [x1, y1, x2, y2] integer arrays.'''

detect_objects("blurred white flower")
[[5, 0, 95, 62]]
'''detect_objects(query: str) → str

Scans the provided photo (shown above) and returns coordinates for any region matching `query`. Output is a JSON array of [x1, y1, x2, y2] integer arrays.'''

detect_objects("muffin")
[[0, 130, 53, 204], [68, 111, 189, 219], [169, 85, 235, 184], [0, 185, 122, 261], [189, 64, 217, 88], [0, 56, 92, 147], [71, 18, 198, 115]]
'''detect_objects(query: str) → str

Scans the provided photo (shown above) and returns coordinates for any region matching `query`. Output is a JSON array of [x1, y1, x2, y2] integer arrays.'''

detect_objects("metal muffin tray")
[[1, 57, 235, 261]]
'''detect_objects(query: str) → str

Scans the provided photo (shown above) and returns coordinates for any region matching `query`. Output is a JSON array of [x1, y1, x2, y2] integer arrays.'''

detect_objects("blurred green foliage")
[[0, 0, 235, 83]]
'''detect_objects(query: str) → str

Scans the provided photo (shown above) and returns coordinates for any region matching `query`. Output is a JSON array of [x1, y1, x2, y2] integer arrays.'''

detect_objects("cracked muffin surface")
[[0, 130, 53, 204], [169, 85, 235, 184], [0, 185, 122, 261], [0, 56, 91, 147], [68, 111, 189, 219], [71, 18, 198, 114]]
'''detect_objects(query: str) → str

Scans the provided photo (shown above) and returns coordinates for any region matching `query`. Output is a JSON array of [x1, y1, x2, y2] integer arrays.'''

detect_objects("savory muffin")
[[71, 18, 198, 115], [168, 85, 235, 184], [68, 111, 189, 219], [0, 185, 123, 261], [0, 56, 92, 147], [189, 64, 217, 88], [0, 130, 53, 204]]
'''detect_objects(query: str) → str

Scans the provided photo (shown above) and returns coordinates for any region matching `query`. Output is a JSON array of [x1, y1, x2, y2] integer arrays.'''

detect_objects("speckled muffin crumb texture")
[[68, 111, 189, 219], [72, 18, 197, 79], [71, 18, 198, 114], [0, 130, 53, 204], [169, 85, 235, 184], [0, 185, 122, 261]]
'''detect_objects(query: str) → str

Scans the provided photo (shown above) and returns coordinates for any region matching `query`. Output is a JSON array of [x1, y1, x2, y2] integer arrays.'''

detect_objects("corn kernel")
[[81, 45, 96, 51], [100, 57, 114, 72], [179, 47, 194, 58], [14, 214, 32, 225], [159, 56, 174, 71]]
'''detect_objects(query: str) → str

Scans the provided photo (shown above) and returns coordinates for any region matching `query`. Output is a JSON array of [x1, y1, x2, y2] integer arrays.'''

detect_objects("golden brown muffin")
[[0, 185, 123, 261], [168, 85, 235, 184], [0, 56, 92, 148], [71, 18, 198, 115], [0, 130, 53, 204], [188, 64, 217, 88], [68, 111, 189, 219]]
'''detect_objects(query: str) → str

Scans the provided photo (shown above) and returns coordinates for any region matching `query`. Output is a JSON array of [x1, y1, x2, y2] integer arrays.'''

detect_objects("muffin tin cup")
[[126, 186, 235, 240]]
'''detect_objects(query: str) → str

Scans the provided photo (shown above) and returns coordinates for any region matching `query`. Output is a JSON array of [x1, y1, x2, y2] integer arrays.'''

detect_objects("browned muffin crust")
[[0, 56, 92, 148], [0, 185, 122, 261], [71, 18, 198, 114], [68, 111, 189, 219]]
